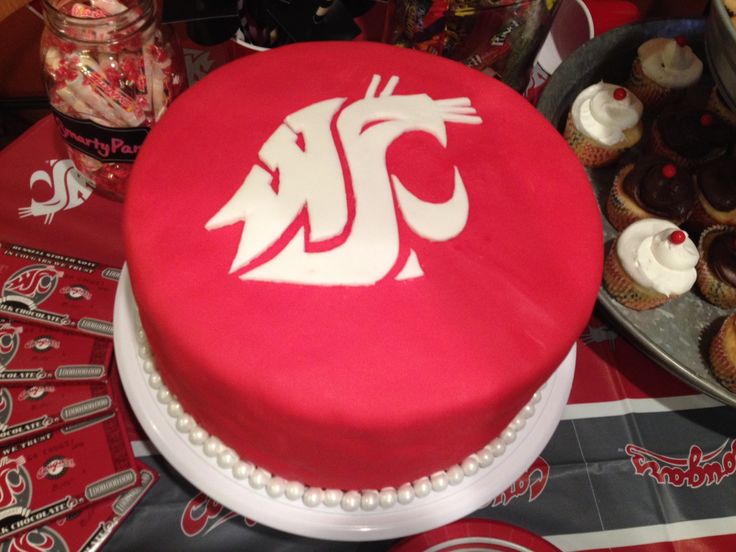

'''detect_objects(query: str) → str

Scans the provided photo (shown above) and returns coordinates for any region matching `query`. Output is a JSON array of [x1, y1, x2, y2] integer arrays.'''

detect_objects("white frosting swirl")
[[571, 82, 643, 146], [638, 38, 703, 88], [616, 219, 698, 296]]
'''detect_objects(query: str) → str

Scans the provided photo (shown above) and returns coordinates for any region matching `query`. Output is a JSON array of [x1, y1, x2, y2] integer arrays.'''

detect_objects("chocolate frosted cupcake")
[[651, 108, 734, 168], [606, 155, 696, 231], [697, 225, 736, 308], [709, 313, 736, 393], [603, 218, 699, 310], [564, 82, 643, 168], [626, 36, 703, 108], [691, 157, 736, 227]]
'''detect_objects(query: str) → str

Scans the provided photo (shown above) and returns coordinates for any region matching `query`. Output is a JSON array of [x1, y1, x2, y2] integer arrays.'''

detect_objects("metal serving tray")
[[537, 18, 736, 408]]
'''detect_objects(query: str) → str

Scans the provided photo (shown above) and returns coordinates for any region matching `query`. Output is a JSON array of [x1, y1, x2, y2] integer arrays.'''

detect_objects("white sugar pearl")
[[217, 449, 237, 469], [522, 403, 535, 418], [413, 477, 431, 498], [148, 373, 162, 389], [490, 438, 507, 457], [509, 416, 526, 432], [341, 490, 361, 511], [379, 488, 397, 509], [249, 468, 271, 489], [397, 483, 414, 505], [175, 414, 194, 433], [232, 461, 253, 480], [323, 489, 343, 507], [285, 481, 304, 501], [477, 446, 494, 468], [462, 455, 480, 476], [266, 477, 286, 498], [188, 427, 208, 445], [361, 490, 379, 511], [167, 401, 183, 418], [203, 437, 223, 457], [138, 344, 152, 359], [531, 391, 542, 404], [156, 388, 172, 404], [136, 328, 147, 342], [430, 472, 448, 492], [303, 488, 323, 508], [142, 359, 155, 374], [447, 465, 465, 485], [501, 428, 517, 445]]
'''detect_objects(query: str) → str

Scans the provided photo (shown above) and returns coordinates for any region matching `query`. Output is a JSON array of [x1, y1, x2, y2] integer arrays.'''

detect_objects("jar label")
[[51, 108, 149, 164]]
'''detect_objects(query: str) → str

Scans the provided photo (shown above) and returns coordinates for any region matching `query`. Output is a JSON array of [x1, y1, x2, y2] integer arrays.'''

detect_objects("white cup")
[[525, 0, 595, 103], [537, 0, 595, 74]]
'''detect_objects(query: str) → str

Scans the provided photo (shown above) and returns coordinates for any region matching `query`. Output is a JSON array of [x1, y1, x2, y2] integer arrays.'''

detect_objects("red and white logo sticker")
[[36, 457, 75, 481]]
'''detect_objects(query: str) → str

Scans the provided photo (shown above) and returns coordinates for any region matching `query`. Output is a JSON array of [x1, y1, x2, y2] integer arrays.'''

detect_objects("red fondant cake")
[[123, 42, 602, 493]]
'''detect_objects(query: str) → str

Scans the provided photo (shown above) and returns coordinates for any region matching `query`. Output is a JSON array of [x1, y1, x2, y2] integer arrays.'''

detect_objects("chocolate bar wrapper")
[[0, 412, 138, 540], [0, 243, 119, 339], [0, 382, 113, 445], [0, 461, 158, 552], [0, 319, 110, 384]]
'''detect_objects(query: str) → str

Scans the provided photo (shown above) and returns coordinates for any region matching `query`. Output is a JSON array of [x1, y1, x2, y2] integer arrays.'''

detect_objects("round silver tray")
[[537, 18, 736, 408]]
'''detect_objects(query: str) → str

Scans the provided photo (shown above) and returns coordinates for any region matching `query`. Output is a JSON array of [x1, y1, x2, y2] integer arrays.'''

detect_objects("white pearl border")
[[134, 315, 544, 511]]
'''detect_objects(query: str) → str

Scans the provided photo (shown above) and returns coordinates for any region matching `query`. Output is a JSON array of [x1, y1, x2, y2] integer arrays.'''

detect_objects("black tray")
[[537, 18, 736, 408]]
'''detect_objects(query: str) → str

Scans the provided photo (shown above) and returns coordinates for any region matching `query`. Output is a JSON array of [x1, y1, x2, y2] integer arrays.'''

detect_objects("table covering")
[[1, 116, 735, 551]]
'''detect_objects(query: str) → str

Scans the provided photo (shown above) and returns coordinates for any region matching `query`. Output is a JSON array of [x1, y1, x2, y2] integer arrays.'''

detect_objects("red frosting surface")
[[123, 42, 602, 490]]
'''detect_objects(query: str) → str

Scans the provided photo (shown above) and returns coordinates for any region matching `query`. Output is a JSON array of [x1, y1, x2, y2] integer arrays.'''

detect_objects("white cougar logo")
[[18, 160, 93, 225], [206, 74, 482, 286]]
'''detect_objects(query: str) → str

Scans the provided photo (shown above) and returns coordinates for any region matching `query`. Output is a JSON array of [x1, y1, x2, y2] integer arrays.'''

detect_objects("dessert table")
[[1, 115, 736, 551]]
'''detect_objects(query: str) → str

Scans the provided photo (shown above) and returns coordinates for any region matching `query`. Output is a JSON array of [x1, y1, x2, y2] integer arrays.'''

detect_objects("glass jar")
[[40, 0, 185, 201]]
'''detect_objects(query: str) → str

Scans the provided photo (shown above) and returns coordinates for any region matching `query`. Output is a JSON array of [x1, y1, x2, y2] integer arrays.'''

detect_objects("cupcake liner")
[[626, 58, 670, 108], [709, 316, 736, 393], [696, 226, 736, 308], [603, 242, 672, 310], [690, 194, 736, 228], [706, 87, 736, 128], [606, 164, 647, 231], [689, 196, 719, 228], [564, 113, 624, 168]]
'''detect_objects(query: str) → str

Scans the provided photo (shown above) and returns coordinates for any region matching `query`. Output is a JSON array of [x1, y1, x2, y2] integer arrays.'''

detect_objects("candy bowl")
[[40, 0, 185, 201]]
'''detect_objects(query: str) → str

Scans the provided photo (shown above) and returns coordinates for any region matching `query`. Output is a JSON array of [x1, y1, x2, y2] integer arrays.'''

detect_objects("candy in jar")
[[40, 0, 185, 201]]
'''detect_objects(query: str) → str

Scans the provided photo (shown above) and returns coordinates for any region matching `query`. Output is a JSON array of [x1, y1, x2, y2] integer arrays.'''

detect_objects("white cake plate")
[[114, 266, 575, 542]]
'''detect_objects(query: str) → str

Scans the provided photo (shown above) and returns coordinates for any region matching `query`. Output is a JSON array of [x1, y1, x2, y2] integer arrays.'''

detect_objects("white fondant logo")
[[206, 75, 482, 286], [18, 160, 93, 225]]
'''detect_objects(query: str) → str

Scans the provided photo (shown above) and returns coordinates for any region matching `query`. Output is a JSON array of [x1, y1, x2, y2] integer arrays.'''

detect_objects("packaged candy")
[[0, 242, 119, 338], [0, 413, 138, 540], [0, 462, 158, 552], [0, 318, 111, 384]]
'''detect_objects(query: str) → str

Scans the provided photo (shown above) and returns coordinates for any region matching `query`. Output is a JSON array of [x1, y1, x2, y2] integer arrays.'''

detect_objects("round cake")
[[123, 42, 602, 493]]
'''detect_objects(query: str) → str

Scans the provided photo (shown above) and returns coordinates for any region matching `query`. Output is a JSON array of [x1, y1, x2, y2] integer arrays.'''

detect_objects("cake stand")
[[114, 266, 575, 542]]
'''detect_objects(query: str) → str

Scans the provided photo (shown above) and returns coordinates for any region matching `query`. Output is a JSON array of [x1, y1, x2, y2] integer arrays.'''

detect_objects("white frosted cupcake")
[[626, 36, 703, 108], [603, 219, 699, 310], [564, 82, 644, 168]]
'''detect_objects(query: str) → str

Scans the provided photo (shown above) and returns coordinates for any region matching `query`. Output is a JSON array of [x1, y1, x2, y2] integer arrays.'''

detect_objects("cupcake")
[[626, 36, 703, 108], [603, 218, 698, 310], [564, 82, 644, 168], [606, 155, 696, 231], [697, 225, 736, 308], [690, 157, 736, 227], [709, 313, 736, 393], [650, 108, 733, 168], [706, 86, 736, 128]]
